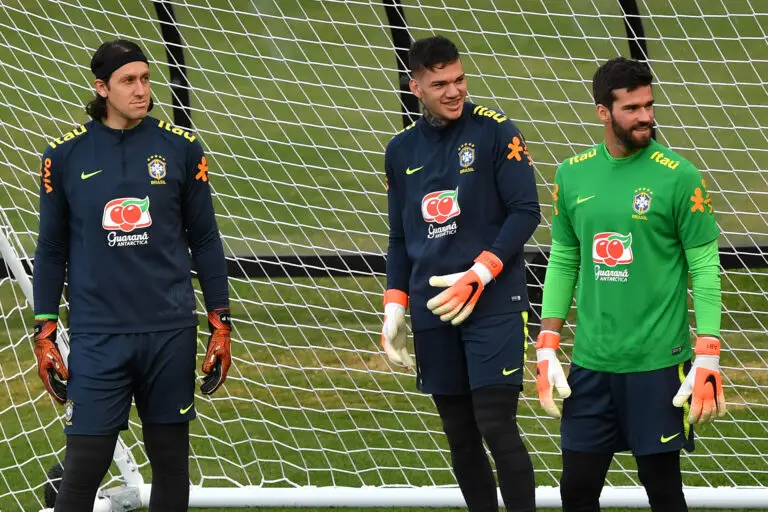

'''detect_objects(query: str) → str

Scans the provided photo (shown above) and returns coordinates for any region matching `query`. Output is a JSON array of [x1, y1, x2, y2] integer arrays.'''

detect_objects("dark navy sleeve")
[[33, 149, 68, 318], [489, 121, 541, 263], [384, 143, 410, 294], [183, 141, 229, 311]]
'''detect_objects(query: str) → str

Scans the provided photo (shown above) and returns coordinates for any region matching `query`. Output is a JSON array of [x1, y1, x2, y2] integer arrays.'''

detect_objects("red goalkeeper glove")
[[381, 289, 413, 369], [426, 251, 503, 326], [673, 336, 727, 424], [201, 308, 231, 395], [33, 319, 69, 404]]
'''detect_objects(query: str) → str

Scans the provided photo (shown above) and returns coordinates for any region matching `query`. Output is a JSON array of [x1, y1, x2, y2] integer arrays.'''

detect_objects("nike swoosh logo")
[[179, 404, 194, 414], [405, 166, 424, 175], [576, 195, 596, 204], [502, 367, 520, 376], [81, 170, 103, 180], [705, 373, 720, 408], [660, 432, 680, 443]]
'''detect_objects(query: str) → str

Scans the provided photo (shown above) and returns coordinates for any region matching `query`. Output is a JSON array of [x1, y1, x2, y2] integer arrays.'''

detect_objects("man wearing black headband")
[[32, 39, 231, 511]]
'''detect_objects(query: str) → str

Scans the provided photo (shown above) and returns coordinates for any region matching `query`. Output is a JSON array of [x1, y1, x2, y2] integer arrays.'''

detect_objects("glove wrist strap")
[[384, 289, 408, 308], [536, 330, 561, 350], [695, 336, 720, 356], [474, 250, 503, 279]]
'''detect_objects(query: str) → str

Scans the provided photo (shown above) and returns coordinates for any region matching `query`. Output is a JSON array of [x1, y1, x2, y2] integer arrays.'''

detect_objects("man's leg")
[[560, 365, 625, 512], [462, 312, 534, 511], [433, 394, 498, 512], [53, 434, 119, 512], [622, 362, 693, 512], [55, 333, 133, 512], [559, 450, 613, 512], [636, 451, 687, 512], [472, 385, 535, 512], [143, 422, 190, 512], [416, 326, 497, 511], [134, 327, 197, 512]]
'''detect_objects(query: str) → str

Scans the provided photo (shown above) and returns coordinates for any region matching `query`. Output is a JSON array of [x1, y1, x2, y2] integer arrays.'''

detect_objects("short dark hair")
[[592, 57, 653, 110], [86, 39, 153, 121], [408, 36, 460, 76]]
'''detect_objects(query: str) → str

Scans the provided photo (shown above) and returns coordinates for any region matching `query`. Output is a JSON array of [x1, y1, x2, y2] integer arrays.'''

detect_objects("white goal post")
[[0, 0, 766, 510]]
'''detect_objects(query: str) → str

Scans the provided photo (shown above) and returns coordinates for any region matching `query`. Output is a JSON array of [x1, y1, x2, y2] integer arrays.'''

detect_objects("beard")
[[611, 116, 654, 150]]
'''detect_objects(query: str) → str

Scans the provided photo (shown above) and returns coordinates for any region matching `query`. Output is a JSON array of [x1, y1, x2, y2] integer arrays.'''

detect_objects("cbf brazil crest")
[[147, 154, 167, 185], [632, 187, 652, 220], [458, 142, 475, 174]]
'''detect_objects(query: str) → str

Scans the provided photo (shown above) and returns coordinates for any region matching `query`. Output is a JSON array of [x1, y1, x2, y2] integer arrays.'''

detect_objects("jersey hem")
[[571, 350, 693, 374], [69, 317, 199, 335]]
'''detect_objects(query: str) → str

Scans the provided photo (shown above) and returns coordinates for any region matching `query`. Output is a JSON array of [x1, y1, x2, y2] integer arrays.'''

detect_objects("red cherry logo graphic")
[[122, 204, 142, 224], [595, 238, 609, 259], [110, 206, 124, 225], [607, 239, 624, 259]]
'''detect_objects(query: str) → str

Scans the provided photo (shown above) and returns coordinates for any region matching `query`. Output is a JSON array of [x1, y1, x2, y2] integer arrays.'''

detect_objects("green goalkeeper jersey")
[[551, 139, 719, 373]]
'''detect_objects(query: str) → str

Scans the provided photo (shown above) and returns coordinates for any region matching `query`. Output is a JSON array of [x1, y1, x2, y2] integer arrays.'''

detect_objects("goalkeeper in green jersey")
[[536, 57, 726, 512]]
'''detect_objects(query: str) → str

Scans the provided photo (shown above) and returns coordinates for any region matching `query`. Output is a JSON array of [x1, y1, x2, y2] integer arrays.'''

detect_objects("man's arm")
[[182, 142, 229, 311], [32, 149, 70, 404], [183, 142, 231, 395], [381, 145, 412, 368], [672, 166, 725, 423], [536, 166, 579, 417], [33, 151, 69, 319], [686, 239, 721, 337], [384, 148, 410, 295], [489, 121, 541, 263]]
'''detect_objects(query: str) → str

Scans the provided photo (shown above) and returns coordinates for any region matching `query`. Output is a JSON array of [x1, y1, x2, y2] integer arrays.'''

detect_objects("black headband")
[[92, 50, 148, 80]]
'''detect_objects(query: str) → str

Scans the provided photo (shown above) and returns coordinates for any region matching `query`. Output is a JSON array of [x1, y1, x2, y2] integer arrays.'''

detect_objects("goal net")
[[0, 0, 766, 510]]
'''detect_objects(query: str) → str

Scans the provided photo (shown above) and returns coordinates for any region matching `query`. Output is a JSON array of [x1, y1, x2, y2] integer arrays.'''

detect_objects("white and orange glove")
[[381, 290, 413, 369], [535, 330, 571, 418], [673, 336, 726, 424], [426, 251, 503, 326]]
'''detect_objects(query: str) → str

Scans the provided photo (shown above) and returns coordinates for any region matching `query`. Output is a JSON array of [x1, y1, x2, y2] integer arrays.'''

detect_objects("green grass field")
[[1, 0, 767, 510]]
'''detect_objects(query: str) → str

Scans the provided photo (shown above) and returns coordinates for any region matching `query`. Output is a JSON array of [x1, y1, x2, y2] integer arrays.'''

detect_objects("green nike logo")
[[405, 166, 424, 175], [660, 432, 680, 443], [179, 403, 194, 414], [80, 170, 103, 180], [576, 195, 596, 204], [502, 367, 520, 376]]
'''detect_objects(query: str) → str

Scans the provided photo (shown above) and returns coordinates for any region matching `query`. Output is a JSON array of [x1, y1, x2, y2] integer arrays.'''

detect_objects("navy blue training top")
[[33, 116, 228, 333], [385, 102, 540, 331]]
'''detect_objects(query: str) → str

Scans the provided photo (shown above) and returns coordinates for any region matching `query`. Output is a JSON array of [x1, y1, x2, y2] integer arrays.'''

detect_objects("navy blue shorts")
[[63, 327, 197, 435], [412, 312, 529, 395], [561, 361, 694, 456]]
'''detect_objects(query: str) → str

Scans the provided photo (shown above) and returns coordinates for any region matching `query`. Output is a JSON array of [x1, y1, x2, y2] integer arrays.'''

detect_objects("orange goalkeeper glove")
[[201, 308, 231, 395], [33, 319, 69, 404], [426, 251, 503, 326], [381, 290, 413, 369], [673, 336, 726, 424], [535, 330, 571, 418]]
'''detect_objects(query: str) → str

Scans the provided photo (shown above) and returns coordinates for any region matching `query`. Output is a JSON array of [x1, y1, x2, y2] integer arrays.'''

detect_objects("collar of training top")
[[92, 116, 152, 137], [92, 50, 149, 80]]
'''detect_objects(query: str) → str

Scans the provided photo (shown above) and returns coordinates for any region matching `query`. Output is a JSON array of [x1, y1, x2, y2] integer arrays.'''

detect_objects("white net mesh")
[[0, 0, 766, 509]]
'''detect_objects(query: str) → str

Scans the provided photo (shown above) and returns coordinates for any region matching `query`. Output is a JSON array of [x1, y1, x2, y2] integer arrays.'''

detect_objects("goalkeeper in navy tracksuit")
[[382, 36, 540, 511], [32, 40, 230, 512]]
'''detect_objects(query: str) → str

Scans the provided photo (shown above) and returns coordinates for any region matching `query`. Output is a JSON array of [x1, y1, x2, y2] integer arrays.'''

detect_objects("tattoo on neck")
[[422, 104, 449, 129]]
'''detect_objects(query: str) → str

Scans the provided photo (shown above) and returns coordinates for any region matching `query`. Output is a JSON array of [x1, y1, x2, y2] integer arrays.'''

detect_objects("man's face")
[[96, 61, 151, 123], [409, 59, 467, 122], [604, 85, 655, 150]]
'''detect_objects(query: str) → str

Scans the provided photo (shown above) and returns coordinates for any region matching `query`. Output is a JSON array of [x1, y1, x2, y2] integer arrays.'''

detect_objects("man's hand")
[[426, 251, 503, 326], [33, 319, 69, 404], [381, 290, 413, 369], [535, 330, 571, 418], [673, 336, 726, 424], [201, 308, 231, 395]]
